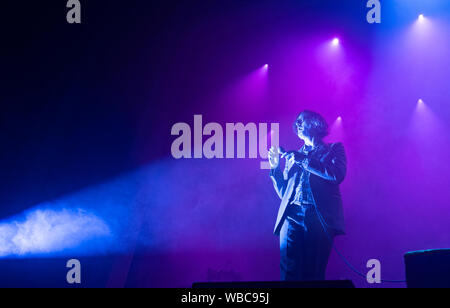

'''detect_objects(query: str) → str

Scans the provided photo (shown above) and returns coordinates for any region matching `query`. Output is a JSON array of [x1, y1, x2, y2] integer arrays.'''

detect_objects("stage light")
[[328, 116, 345, 142], [332, 38, 340, 46], [263, 64, 269, 70], [418, 14, 425, 22], [416, 99, 427, 112]]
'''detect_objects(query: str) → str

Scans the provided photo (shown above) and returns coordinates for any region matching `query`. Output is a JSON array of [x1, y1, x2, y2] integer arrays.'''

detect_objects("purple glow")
[[418, 14, 425, 22], [130, 2, 450, 288], [152, 14, 450, 288], [263, 64, 269, 70]]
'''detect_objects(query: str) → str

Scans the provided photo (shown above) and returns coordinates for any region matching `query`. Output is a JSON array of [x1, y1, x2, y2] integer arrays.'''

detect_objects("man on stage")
[[268, 110, 347, 281]]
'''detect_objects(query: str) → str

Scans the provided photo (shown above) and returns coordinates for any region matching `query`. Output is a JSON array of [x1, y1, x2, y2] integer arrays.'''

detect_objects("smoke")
[[0, 164, 163, 258], [0, 208, 111, 257]]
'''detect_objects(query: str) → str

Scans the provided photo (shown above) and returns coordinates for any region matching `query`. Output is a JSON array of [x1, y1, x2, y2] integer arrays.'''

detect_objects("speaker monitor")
[[405, 249, 450, 288]]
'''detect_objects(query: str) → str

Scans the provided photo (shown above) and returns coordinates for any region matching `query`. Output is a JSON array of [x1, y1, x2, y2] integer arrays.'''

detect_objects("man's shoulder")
[[327, 143, 346, 162], [321, 142, 345, 157]]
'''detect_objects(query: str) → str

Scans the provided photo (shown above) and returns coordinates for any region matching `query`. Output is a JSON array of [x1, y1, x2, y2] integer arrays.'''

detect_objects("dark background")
[[0, 0, 371, 219]]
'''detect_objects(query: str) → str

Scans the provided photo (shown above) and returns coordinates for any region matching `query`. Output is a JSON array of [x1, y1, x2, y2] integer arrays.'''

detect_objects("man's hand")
[[284, 151, 308, 171], [281, 152, 298, 180], [268, 146, 280, 169]]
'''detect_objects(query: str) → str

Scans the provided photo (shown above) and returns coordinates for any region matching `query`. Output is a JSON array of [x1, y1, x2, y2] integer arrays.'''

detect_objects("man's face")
[[295, 120, 310, 141]]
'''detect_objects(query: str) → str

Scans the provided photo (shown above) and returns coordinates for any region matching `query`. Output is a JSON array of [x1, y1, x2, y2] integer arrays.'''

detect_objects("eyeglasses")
[[292, 119, 304, 134], [294, 120, 304, 128]]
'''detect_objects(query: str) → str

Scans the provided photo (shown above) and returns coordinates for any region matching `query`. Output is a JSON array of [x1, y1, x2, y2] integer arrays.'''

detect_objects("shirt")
[[291, 145, 315, 206], [287, 143, 325, 226]]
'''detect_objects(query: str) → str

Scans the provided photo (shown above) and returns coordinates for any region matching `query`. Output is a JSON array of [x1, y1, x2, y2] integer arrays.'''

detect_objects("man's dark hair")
[[293, 110, 329, 139]]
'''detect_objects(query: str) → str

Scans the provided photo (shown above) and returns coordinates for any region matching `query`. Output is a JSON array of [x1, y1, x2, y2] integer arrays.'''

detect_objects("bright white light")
[[263, 64, 269, 70], [418, 14, 425, 22], [332, 38, 340, 46], [416, 99, 427, 111]]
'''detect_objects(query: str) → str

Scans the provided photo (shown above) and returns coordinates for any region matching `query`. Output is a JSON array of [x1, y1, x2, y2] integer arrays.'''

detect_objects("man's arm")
[[303, 142, 347, 184]]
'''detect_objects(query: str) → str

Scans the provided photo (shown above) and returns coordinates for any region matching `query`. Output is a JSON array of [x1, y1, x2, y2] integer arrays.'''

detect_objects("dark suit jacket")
[[270, 142, 347, 236]]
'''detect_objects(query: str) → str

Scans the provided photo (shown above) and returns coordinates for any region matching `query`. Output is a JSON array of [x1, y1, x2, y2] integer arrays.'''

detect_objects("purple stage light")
[[332, 38, 340, 46], [326, 116, 345, 143], [417, 99, 426, 111], [418, 14, 425, 22], [410, 98, 447, 148], [263, 64, 269, 70]]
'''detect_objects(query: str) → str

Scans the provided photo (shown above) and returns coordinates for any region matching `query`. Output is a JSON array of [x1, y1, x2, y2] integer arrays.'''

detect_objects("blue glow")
[[0, 166, 154, 258], [0, 161, 186, 258], [0, 208, 110, 257]]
